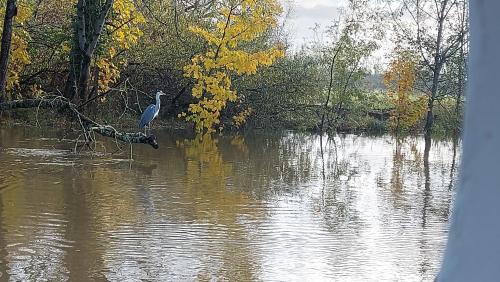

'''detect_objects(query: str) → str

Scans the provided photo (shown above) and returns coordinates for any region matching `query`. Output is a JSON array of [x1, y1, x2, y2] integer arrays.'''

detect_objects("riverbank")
[[0, 95, 462, 137]]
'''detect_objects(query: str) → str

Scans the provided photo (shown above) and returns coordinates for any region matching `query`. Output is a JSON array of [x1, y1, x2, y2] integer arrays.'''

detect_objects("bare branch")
[[0, 97, 159, 149]]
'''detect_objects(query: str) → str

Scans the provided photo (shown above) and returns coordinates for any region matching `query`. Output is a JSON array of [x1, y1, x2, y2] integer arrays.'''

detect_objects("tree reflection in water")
[[0, 128, 460, 281]]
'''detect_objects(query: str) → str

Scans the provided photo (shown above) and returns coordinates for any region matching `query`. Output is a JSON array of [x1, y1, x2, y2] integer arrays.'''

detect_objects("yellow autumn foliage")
[[383, 55, 427, 131], [12, 0, 147, 109], [96, 0, 145, 92], [181, 0, 284, 133], [109, 0, 145, 50], [0, 0, 32, 93], [233, 107, 253, 128]]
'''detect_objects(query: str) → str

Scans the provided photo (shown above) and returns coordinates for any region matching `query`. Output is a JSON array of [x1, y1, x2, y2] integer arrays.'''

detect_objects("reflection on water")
[[0, 127, 460, 281]]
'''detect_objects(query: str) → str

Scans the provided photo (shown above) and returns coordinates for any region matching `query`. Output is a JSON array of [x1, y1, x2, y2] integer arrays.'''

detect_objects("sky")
[[283, 0, 347, 48], [283, 0, 389, 68]]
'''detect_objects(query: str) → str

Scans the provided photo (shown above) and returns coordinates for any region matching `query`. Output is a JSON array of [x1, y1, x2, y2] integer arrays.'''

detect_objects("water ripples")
[[0, 129, 459, 281]]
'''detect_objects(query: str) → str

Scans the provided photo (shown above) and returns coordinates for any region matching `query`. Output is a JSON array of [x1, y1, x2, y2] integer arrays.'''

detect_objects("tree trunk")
[[424, 60, 440, 135], [77, 54, 91, 102], [424, 95, 435, 132], [0, 0, 17, 103], [424, 0, 448, 135], [64, 46, 81, 102], [64, 0, 114, 105], [320, 45, 342, 133], [64, 52, 93, 104]]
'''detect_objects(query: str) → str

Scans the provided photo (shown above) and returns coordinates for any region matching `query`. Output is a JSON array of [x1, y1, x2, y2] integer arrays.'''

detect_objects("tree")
[[383, 53, 427, 132], [390, 0, 468, 135], [64, 0, 115, 103], [95, 0, 144, 96], [315, 0, 380, 133], [320, 23, 376, 133], [180, 0, 284, 133], [0, 0, 17, 102], [63, 0, 145, 105], [238, 51, 325, 130], [440, 0, 469, 134], [15, 0, 73, 96], [0, 0, 31, 102]]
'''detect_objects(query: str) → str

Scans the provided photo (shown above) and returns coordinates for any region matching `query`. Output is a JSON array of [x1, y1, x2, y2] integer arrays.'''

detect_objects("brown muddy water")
[[0, 127, 459, 281]]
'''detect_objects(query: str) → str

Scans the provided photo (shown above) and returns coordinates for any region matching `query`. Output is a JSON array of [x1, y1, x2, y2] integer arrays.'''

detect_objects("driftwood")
[[0, 97, 159, 149]]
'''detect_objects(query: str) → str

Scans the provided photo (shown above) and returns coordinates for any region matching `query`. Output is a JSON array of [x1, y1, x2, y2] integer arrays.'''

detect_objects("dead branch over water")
[[0, 97, 159, 149]]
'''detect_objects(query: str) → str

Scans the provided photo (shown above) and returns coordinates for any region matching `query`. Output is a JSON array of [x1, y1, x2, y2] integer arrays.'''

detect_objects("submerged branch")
[[0, 97, 159, 149]]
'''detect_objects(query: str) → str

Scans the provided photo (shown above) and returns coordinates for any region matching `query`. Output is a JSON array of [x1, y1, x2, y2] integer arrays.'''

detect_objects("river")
[[0, 127, 459, 281]]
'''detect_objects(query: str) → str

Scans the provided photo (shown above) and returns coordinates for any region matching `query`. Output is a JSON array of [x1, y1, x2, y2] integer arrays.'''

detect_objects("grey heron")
[[139, 91, 166, 134]]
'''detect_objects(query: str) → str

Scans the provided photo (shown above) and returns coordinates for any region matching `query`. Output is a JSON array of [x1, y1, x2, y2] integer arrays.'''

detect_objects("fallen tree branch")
[[0, 97, 159, 149]]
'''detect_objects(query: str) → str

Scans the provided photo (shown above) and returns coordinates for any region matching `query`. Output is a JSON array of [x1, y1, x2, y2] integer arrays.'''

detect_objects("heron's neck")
[[155, 95, 161, 111]]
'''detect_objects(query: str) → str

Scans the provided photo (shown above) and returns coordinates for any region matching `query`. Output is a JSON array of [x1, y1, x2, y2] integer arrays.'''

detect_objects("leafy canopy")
[[0, 0, 32, 94], [181, 0, 284, 133], [383, 53, 427, 131], [97, 0, 145, 94]]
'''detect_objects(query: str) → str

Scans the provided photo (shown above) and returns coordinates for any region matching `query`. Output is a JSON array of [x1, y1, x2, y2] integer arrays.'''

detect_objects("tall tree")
[[441, 0, 469, 134], [0, 0, 17, 102], [390, 0, 468, 135], [180, 0, 284, 133], [317, 0, 380, 133]]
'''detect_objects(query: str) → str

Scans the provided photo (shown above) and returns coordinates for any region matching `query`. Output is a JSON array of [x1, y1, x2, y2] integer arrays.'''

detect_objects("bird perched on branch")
[[139, 91, 166, 135]]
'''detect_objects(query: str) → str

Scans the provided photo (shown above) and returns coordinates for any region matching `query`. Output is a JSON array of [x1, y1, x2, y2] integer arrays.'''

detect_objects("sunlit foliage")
[[0, 0, 32, 93], [181, 0, 284, 133], [232, 107, 252, 128], [97, 0, 145, 93]]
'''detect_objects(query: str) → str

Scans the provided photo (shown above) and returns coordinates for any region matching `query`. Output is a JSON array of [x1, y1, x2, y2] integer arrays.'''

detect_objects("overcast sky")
[[283, 0, 389, 68], [283, 0, 347, 48]]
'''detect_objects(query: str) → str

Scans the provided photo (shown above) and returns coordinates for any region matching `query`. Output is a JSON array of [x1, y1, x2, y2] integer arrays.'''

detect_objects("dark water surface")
[[0, 127, 459, 281]]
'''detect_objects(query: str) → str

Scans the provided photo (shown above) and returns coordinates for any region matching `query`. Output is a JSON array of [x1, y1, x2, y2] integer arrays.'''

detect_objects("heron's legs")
[[144, 122, 153, 136]]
